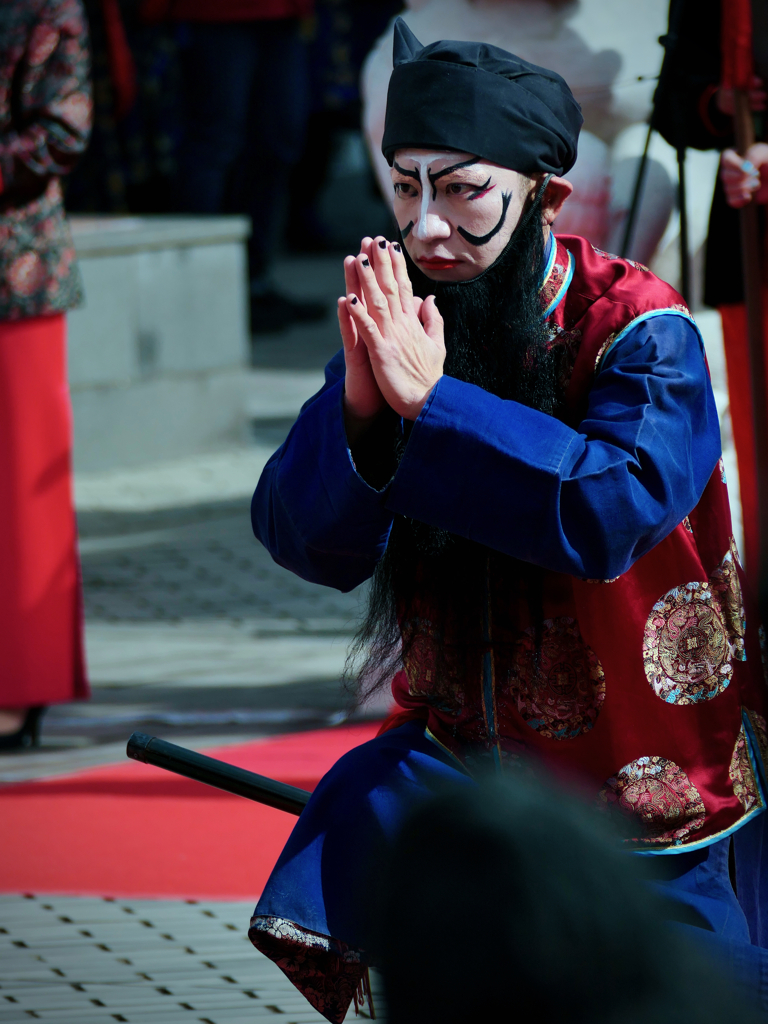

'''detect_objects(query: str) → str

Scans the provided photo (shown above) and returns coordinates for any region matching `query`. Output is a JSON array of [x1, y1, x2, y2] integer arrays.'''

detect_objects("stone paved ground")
[[0, 895, 383, 1023]]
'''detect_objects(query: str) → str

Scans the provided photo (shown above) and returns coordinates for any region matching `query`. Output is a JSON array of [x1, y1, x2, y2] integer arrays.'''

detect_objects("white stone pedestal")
[[67, 215, 251, 472]]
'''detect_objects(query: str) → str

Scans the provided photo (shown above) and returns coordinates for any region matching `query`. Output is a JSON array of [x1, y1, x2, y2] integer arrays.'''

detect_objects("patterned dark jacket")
[[0, 0, 92, 321]]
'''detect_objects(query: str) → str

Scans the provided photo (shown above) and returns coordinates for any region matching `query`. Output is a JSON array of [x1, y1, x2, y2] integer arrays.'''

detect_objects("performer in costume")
[[250, 20, 768, 1021]]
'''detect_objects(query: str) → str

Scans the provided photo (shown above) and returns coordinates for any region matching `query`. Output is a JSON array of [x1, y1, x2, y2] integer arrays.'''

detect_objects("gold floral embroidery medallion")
[[504, 617, 605, 740], [599, 755, 705, 844], [643, 541, 746, 704]]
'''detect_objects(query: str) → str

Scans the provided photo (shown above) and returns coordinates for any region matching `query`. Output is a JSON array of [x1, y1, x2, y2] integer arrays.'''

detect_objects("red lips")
[[417, 256, 461, 268]]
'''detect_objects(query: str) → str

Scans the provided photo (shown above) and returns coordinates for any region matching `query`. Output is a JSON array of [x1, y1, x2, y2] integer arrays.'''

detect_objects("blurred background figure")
[[285, 0, 403, 254], [65, 0, 182, 214], [649, 0, 768, 577], [0, 0, 92, 749], [161, 0, 328, 334], [376, 777, 767, 1023]]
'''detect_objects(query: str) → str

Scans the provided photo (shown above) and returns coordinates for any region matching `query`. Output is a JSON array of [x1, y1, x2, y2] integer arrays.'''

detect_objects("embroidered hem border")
[[632, 710, 768, 855], [248, 915, 370, 1024]]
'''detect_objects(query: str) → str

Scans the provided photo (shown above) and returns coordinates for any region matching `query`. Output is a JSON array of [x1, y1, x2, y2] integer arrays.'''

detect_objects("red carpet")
[[0, 724, 379, 900]]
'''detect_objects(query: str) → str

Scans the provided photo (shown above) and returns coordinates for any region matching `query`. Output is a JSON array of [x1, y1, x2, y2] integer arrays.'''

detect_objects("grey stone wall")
[[67, 216, 251, 471]]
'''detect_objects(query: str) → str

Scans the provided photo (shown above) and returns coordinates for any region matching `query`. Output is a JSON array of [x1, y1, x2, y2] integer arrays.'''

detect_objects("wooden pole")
[[677, 147, 691, 305], [733, 90, 768, 618]]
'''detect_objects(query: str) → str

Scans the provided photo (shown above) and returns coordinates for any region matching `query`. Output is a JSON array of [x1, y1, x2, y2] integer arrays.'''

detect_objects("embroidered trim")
[[730, 721, 765, 814], [249, 916, 367, 1024], [634, 803, 766, 855], [424, 726, 473, 776], [540, 246, 574, 319], [595, 307, 701, 373], [540, 230, 557, 285], [743, 708, 768, 792], [633, 711, 767, 856], [591, 245, 649, 272]]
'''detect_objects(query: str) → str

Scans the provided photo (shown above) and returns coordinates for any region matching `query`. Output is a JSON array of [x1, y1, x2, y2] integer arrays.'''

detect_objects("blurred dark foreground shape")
[[373, 776, 763, 1024]]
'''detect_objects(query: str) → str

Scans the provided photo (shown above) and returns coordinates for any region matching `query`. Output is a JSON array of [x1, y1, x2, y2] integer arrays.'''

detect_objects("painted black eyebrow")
[[393, 161, 420, 181], [427, 158, 480, 199], [467, 176, 492, 199], [457, 191, 512, 246]]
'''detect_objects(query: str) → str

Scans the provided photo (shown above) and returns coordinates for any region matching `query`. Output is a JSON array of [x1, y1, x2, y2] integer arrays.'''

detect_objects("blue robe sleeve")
[[387, 313, 721, 579], [250, 351, 394, 592]]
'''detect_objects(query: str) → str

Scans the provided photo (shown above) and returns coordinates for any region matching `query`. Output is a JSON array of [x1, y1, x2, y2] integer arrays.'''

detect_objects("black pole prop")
[[676, 146, 691, 305], [622, 1, 690, 287], [619, 120, 653, 259], [126, 732, 311, 816]]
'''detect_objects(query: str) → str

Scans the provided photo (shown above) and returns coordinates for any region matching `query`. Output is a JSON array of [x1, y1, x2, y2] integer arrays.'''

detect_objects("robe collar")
[[539, 233, 574, 318]]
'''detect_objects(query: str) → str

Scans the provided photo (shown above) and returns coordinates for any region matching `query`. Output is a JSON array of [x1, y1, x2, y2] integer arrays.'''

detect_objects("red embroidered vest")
[[391, 234, 768, 852]]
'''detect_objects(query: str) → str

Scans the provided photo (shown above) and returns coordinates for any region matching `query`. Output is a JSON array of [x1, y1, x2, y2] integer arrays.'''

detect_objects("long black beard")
[[348, 204, 563, 705]]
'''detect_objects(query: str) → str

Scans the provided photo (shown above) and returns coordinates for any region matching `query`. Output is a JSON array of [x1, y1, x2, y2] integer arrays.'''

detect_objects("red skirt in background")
[[0, 314, 88, 707], [719, 297, 768, 578]]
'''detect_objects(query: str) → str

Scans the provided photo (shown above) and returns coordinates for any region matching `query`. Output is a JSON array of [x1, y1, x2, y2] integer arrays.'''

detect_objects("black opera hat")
[[381, 18, 583, 176]]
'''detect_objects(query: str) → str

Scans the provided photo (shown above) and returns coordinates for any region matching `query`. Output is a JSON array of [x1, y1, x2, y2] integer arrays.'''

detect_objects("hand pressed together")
[[337, 236, 445, 425]]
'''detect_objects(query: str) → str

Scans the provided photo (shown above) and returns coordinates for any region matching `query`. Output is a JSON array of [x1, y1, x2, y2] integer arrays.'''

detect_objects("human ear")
[[540, 176, 573, 226]]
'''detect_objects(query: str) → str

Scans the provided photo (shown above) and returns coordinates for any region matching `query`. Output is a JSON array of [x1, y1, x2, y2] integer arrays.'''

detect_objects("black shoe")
[[0, 706, 45, 751], [250, 289, 328, 335]]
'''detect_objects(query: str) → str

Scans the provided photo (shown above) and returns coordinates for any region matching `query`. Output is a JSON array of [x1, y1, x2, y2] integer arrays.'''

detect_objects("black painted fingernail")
[[351, 296, 358, 305], [393, 242, 401, 252], [362, 258, 370, 268], [378, 239, 387, 248]]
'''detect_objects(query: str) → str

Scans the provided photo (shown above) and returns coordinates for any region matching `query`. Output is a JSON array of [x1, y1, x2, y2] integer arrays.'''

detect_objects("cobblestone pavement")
[[0, 895, 383, 1023]]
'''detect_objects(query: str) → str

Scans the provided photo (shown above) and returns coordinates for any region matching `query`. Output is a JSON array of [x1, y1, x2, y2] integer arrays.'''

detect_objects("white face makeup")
[[391, 148, 531, 281]]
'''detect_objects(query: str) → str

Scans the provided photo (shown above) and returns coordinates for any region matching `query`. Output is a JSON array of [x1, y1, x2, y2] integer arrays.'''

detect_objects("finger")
[[389, 241, 417, 315], [344, 256, 365, 309], [337, 296, 358, 354], [369, 236, 401, 319], [419, 295, 445, 346], [724, 189, 750, 209], [346, 293, 384, 349], [355, 253, 392, 333], [412, 295, 424, 320]]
